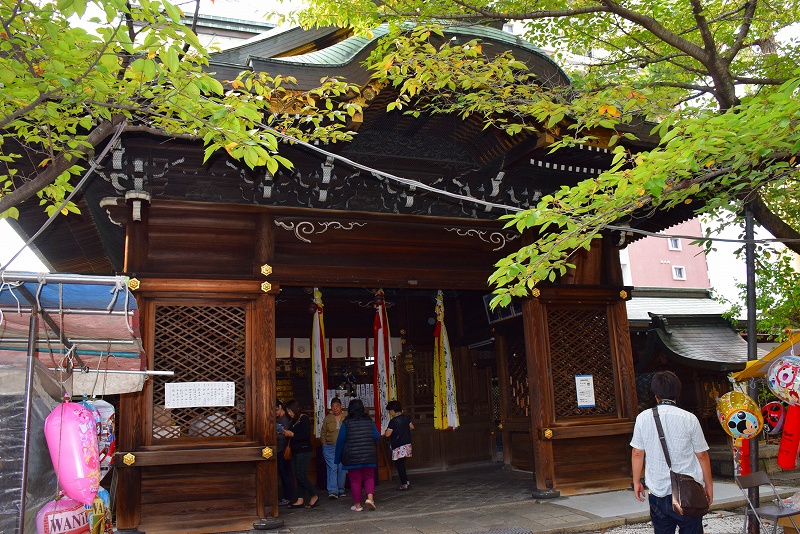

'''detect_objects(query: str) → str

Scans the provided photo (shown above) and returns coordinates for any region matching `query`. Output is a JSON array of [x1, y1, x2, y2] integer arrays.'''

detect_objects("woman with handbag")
[[630, 371, 713, 533], [283, 399, 319, 509]]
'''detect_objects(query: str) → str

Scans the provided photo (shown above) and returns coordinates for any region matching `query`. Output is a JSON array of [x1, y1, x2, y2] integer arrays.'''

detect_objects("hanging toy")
[[84, 487, 114, 534], [767, 355, 800, 469], [732, 437, 751, 476], [44, 402, 100, 505], [36, 495, 89, 534], [716, 391, 763, 439], [91, 399, 116, 478], [762, 400, 787, 435]]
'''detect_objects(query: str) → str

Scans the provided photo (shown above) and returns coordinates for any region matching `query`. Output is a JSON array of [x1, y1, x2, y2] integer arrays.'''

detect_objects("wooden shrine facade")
[[99, 193, 641, 531], [8, 23, 697, 533]]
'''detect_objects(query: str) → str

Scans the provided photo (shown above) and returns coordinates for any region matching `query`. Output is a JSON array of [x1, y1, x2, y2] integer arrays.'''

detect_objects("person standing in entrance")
[[321, 397, 347, 499], [283, 399, 319, 509], [335, 398, 380, 512], [384, 400, 414, 490], [275, 400, 294, 507], [630, 371, 713, 533]]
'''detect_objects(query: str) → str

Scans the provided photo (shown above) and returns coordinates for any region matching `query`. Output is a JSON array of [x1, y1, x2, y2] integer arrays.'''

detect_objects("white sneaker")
[[350, 504, 363, 512], [365, 499, 376, 510]]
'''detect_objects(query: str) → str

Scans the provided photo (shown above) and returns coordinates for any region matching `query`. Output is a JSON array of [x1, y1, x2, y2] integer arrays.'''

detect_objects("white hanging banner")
[[372, 289, 396, 433], [311, 288, 328, 437]]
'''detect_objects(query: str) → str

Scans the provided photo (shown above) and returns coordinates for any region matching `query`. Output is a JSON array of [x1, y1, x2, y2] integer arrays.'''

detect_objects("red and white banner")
[[373, 289, 396, 433]]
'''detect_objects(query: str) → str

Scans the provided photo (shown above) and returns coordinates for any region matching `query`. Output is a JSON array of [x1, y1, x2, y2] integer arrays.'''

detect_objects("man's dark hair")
[[330, 397, 342, 407], [386, 400, 402, 412], [651, 371, 682, 401], [276, 399, 283, 409]]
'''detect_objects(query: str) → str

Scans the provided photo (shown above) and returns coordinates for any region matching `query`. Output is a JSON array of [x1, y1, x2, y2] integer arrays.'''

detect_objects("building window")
[[672, 266, 686, 280], [668, 238, 682, 250]]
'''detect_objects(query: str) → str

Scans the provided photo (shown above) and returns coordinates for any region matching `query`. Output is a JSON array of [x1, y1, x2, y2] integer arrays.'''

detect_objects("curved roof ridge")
[[241, 23, 568, 82]]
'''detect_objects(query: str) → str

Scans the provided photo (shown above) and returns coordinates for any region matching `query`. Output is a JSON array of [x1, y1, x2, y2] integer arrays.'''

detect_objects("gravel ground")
[[588, 510, 779, 534]]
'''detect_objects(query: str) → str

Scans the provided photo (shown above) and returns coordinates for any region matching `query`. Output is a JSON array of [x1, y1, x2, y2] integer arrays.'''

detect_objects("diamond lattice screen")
[[548, 307, 617, 418], [412, 350, 434, 403], [507, 336, 530, 418], [152, 305, 247, 440]]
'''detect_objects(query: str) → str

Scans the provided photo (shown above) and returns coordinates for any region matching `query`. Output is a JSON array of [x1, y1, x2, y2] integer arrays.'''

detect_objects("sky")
[[0, 219, 49, 272]]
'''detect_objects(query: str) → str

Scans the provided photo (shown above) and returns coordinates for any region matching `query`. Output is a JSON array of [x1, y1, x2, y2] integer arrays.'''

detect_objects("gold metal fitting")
[[619, 290, 628, 299], [543, 429, 553, 440], [260, 264, 273, 277], [531, 288, 541, 298], [262, 447, 273, 459], [128, 278, 140, 291], [260, 281, 272, 293], [497, 423, 503, 430], [123, 453, 136, 466]]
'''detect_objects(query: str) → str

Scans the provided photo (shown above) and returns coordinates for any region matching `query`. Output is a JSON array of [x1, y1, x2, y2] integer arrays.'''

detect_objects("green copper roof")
[[241, 23, 568, 82]]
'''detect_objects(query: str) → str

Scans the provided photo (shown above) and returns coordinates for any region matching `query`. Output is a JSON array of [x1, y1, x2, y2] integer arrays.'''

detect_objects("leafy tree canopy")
[[0, 0, 361, 219], [284, 0, 800, 333]]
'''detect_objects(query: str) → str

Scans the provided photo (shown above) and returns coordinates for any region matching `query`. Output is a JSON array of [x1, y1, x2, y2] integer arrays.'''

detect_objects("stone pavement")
[[246, 463, 800, 534]]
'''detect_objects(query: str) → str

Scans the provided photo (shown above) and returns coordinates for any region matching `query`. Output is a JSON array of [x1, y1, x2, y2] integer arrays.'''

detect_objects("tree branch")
[[734, 76, 788, 85], [750, 194, 800, 255], [726, 0, 758, 64], [0, 119, 120, 215], [688, 0, 718, 55]]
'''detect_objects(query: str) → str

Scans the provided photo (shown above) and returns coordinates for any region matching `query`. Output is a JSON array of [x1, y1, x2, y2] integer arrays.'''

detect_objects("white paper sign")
[[575, 375, 596, 409], [165, 381, 235, 408]]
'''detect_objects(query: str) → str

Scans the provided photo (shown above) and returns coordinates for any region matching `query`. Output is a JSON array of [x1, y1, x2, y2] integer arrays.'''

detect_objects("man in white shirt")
[[631, 371, 714, 533]]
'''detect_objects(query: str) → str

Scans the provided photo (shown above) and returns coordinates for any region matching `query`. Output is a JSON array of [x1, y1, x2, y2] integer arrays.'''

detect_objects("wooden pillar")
[[116, 200, 150, 532], [252, 211, 278, 520], [521, 297, 559, 496], [252, 293, 277, 518], [609, 300, 638, 419]]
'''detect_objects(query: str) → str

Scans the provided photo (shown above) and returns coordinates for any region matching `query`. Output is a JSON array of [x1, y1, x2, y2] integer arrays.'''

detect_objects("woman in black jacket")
[[334, 398, 380, 512], [283, 399, 319, 508]]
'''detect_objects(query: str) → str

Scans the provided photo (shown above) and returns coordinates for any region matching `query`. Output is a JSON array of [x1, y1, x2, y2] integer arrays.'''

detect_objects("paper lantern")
[[767, 356, 800, 404], [762, 400, 786, 435], [716, 391, 763, 439], [44, 402, 100, 505], [36, 496, 89, 534]]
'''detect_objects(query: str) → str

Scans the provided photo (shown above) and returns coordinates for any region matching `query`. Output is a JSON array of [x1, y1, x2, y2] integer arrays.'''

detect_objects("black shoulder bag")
[[652, 405, 710, 517]]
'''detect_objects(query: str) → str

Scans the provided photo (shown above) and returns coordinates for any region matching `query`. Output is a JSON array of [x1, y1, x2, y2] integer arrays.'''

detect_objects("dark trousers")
[[292, 451, 316, 501], [394, 457, 408, 485], [277, 452, 294, 501], [649, 493, 704, 534]]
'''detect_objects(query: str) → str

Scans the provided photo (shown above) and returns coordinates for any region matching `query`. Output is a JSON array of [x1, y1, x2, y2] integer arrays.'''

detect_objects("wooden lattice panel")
[[412, 350, 434, 401], [507, 336, 530, 418], [547, 307, 616, 418], [152, 305, 247, 440]]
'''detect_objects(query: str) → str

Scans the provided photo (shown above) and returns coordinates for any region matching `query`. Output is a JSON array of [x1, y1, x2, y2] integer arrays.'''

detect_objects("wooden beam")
[[269, 264, 493, 289], [538, 421, 635, 440], [114, 446, 271, 467]]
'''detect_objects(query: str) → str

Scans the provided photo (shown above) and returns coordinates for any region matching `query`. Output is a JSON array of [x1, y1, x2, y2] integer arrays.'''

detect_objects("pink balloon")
[[44, 402, 100, 505], [36, 497, 89, 534]]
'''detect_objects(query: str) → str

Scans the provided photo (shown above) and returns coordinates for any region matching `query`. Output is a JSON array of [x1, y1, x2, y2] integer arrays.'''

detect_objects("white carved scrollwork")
[[274, 220, 366, 243], [444, 228, 520, 251]]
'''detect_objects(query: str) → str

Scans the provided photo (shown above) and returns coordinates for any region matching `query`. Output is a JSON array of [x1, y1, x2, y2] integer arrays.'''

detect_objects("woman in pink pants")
[[334, 398, 380, 511]]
